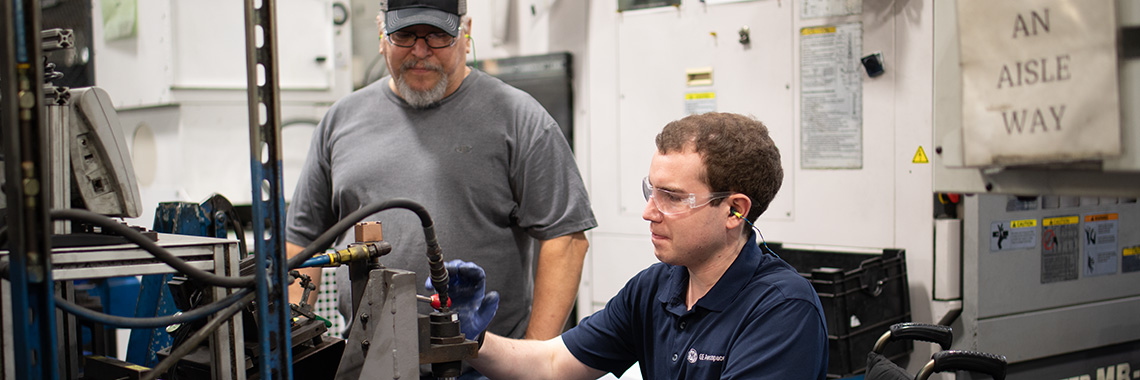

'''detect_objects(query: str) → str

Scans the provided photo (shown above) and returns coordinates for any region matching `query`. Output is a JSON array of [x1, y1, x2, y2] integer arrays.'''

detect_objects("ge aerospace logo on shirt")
[[687, 348, 725, 364]]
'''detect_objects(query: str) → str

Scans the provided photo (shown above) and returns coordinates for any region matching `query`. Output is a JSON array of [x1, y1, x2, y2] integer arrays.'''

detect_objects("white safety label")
[[990, 219, 1037, 252], [1041, 215, 1080, 283], [800, 23, 863, 169], [1081, 213, 1118, 277]]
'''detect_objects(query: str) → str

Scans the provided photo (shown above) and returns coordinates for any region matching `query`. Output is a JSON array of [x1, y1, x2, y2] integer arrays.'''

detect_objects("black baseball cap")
[[381, 0, 467, 37]]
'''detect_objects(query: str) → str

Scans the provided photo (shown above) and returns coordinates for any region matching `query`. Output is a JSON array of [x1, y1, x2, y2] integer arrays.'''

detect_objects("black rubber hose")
[[0, 259, 255, 330], [50, 208, 256, 288], [53, 288, 255, 329], [282, 198, 448, 309]]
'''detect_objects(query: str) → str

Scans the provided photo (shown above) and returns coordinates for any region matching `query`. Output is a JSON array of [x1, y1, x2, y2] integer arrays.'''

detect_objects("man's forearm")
[[286, 242, 321, 305], [527, 232, 589, 340], [468, 334, 603, 380]]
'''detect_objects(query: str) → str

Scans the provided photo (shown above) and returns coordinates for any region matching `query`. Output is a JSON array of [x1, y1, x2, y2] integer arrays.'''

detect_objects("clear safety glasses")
[[642, 176, 733, 215], [386, 31, 457, 49]]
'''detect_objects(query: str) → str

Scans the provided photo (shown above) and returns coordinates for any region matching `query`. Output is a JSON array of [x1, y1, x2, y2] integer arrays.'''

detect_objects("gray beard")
[[394, 62, 449, 109]]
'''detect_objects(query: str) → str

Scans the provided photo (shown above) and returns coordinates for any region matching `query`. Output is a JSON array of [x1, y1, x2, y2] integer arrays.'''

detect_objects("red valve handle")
[[430, 293, 451, 310]]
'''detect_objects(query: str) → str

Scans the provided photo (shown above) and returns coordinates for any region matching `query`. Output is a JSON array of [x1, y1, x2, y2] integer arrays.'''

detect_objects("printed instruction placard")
[[990, 219, 1037, 252], [957, 0, 1121, 167], [800, 23, 863, 169], [1082, 213, 1118, 277], [1041, 215, 1080, 283]]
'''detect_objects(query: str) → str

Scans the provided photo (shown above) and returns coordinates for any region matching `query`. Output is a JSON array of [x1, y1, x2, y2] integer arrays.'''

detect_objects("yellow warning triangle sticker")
[[912, 146, 929, 164]]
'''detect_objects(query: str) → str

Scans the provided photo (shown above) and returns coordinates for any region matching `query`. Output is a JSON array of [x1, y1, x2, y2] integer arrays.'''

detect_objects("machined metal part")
[[419, 312, 478, 377], [43, 85, 69, 104], [348, 222, 386, 319], [354, 221, 384, 242], [0, 234, 231, 280], [336, 268, 419, 380], [322, 241, 391, 267], [56, 281, 79, 378], [211, 233, 247, 380], [40, 28, 74, 52], [46, 102, 70, 234]]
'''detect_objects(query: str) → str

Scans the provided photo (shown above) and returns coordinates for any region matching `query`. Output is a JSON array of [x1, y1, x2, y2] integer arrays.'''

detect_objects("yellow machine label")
[[685, 92, 716, 100], [1010, 219, 1037, 229], [1043, 216, 1079, 226], [801, 26, 836, 35], [1124, 247, 1140, 257]]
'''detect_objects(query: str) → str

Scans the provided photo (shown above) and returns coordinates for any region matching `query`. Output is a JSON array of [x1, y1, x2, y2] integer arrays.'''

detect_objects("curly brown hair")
[[655, 112, 783, 222]]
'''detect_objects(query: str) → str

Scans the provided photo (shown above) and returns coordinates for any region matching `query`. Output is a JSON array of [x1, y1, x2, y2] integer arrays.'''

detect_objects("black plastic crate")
[[772, 244, 912, 379]]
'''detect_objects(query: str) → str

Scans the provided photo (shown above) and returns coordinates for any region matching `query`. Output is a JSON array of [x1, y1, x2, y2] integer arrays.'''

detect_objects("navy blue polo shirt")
[[562, 234, 828, 379]]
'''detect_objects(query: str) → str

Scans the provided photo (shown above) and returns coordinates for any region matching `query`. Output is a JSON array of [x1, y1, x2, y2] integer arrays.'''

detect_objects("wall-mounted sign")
[[958, 0, 1120, 167], [800, 23, 863, 169]]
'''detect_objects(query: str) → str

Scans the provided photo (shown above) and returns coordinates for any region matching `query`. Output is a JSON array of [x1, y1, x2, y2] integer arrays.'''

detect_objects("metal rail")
[[244, 0, 292, 378], [1, 0, 59, 378]]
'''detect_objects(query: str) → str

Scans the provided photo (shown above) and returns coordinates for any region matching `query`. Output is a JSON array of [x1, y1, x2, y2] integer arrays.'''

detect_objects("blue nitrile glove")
[[426, 260, 500, 341]]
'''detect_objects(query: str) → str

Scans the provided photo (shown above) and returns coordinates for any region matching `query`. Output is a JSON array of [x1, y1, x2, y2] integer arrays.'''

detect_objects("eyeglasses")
[[387, 31, 457, 49], [642, 177, 733, 215]]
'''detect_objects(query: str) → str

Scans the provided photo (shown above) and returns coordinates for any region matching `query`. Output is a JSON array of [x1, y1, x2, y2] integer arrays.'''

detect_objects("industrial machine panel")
[[963, 194, 1140, 364], [971, 194, 1140, 318]]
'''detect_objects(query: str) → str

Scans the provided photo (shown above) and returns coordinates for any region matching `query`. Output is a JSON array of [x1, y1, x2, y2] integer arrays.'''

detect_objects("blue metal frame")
[[245, 0, 292, 378], [127, 202, 225, 367], [2, 1, 60, 378]]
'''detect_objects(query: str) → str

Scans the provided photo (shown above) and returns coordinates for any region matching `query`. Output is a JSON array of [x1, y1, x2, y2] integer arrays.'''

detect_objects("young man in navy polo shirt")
[[451, 112, 828, 379]]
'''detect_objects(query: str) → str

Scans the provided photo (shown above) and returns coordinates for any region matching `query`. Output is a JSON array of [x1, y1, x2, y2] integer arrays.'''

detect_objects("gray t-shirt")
[[286, 69, 597, 339]]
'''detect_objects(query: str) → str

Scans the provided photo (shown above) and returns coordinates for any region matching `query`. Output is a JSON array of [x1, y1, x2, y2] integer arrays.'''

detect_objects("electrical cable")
[[140, 291, 257, 380], [53, 287, 254, 329], [51, 209, 257, 288], [734, 210, 780, 258]]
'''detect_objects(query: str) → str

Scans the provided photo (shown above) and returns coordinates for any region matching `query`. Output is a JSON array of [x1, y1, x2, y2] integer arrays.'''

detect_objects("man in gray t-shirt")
[[285, 0, 596, 343]]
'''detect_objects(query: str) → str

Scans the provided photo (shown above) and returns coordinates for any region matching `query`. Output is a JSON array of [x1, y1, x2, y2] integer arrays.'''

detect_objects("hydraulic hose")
[[51, 209, 256, 288], [0, 259, 254, 329], [282, 198, 450, 310]]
